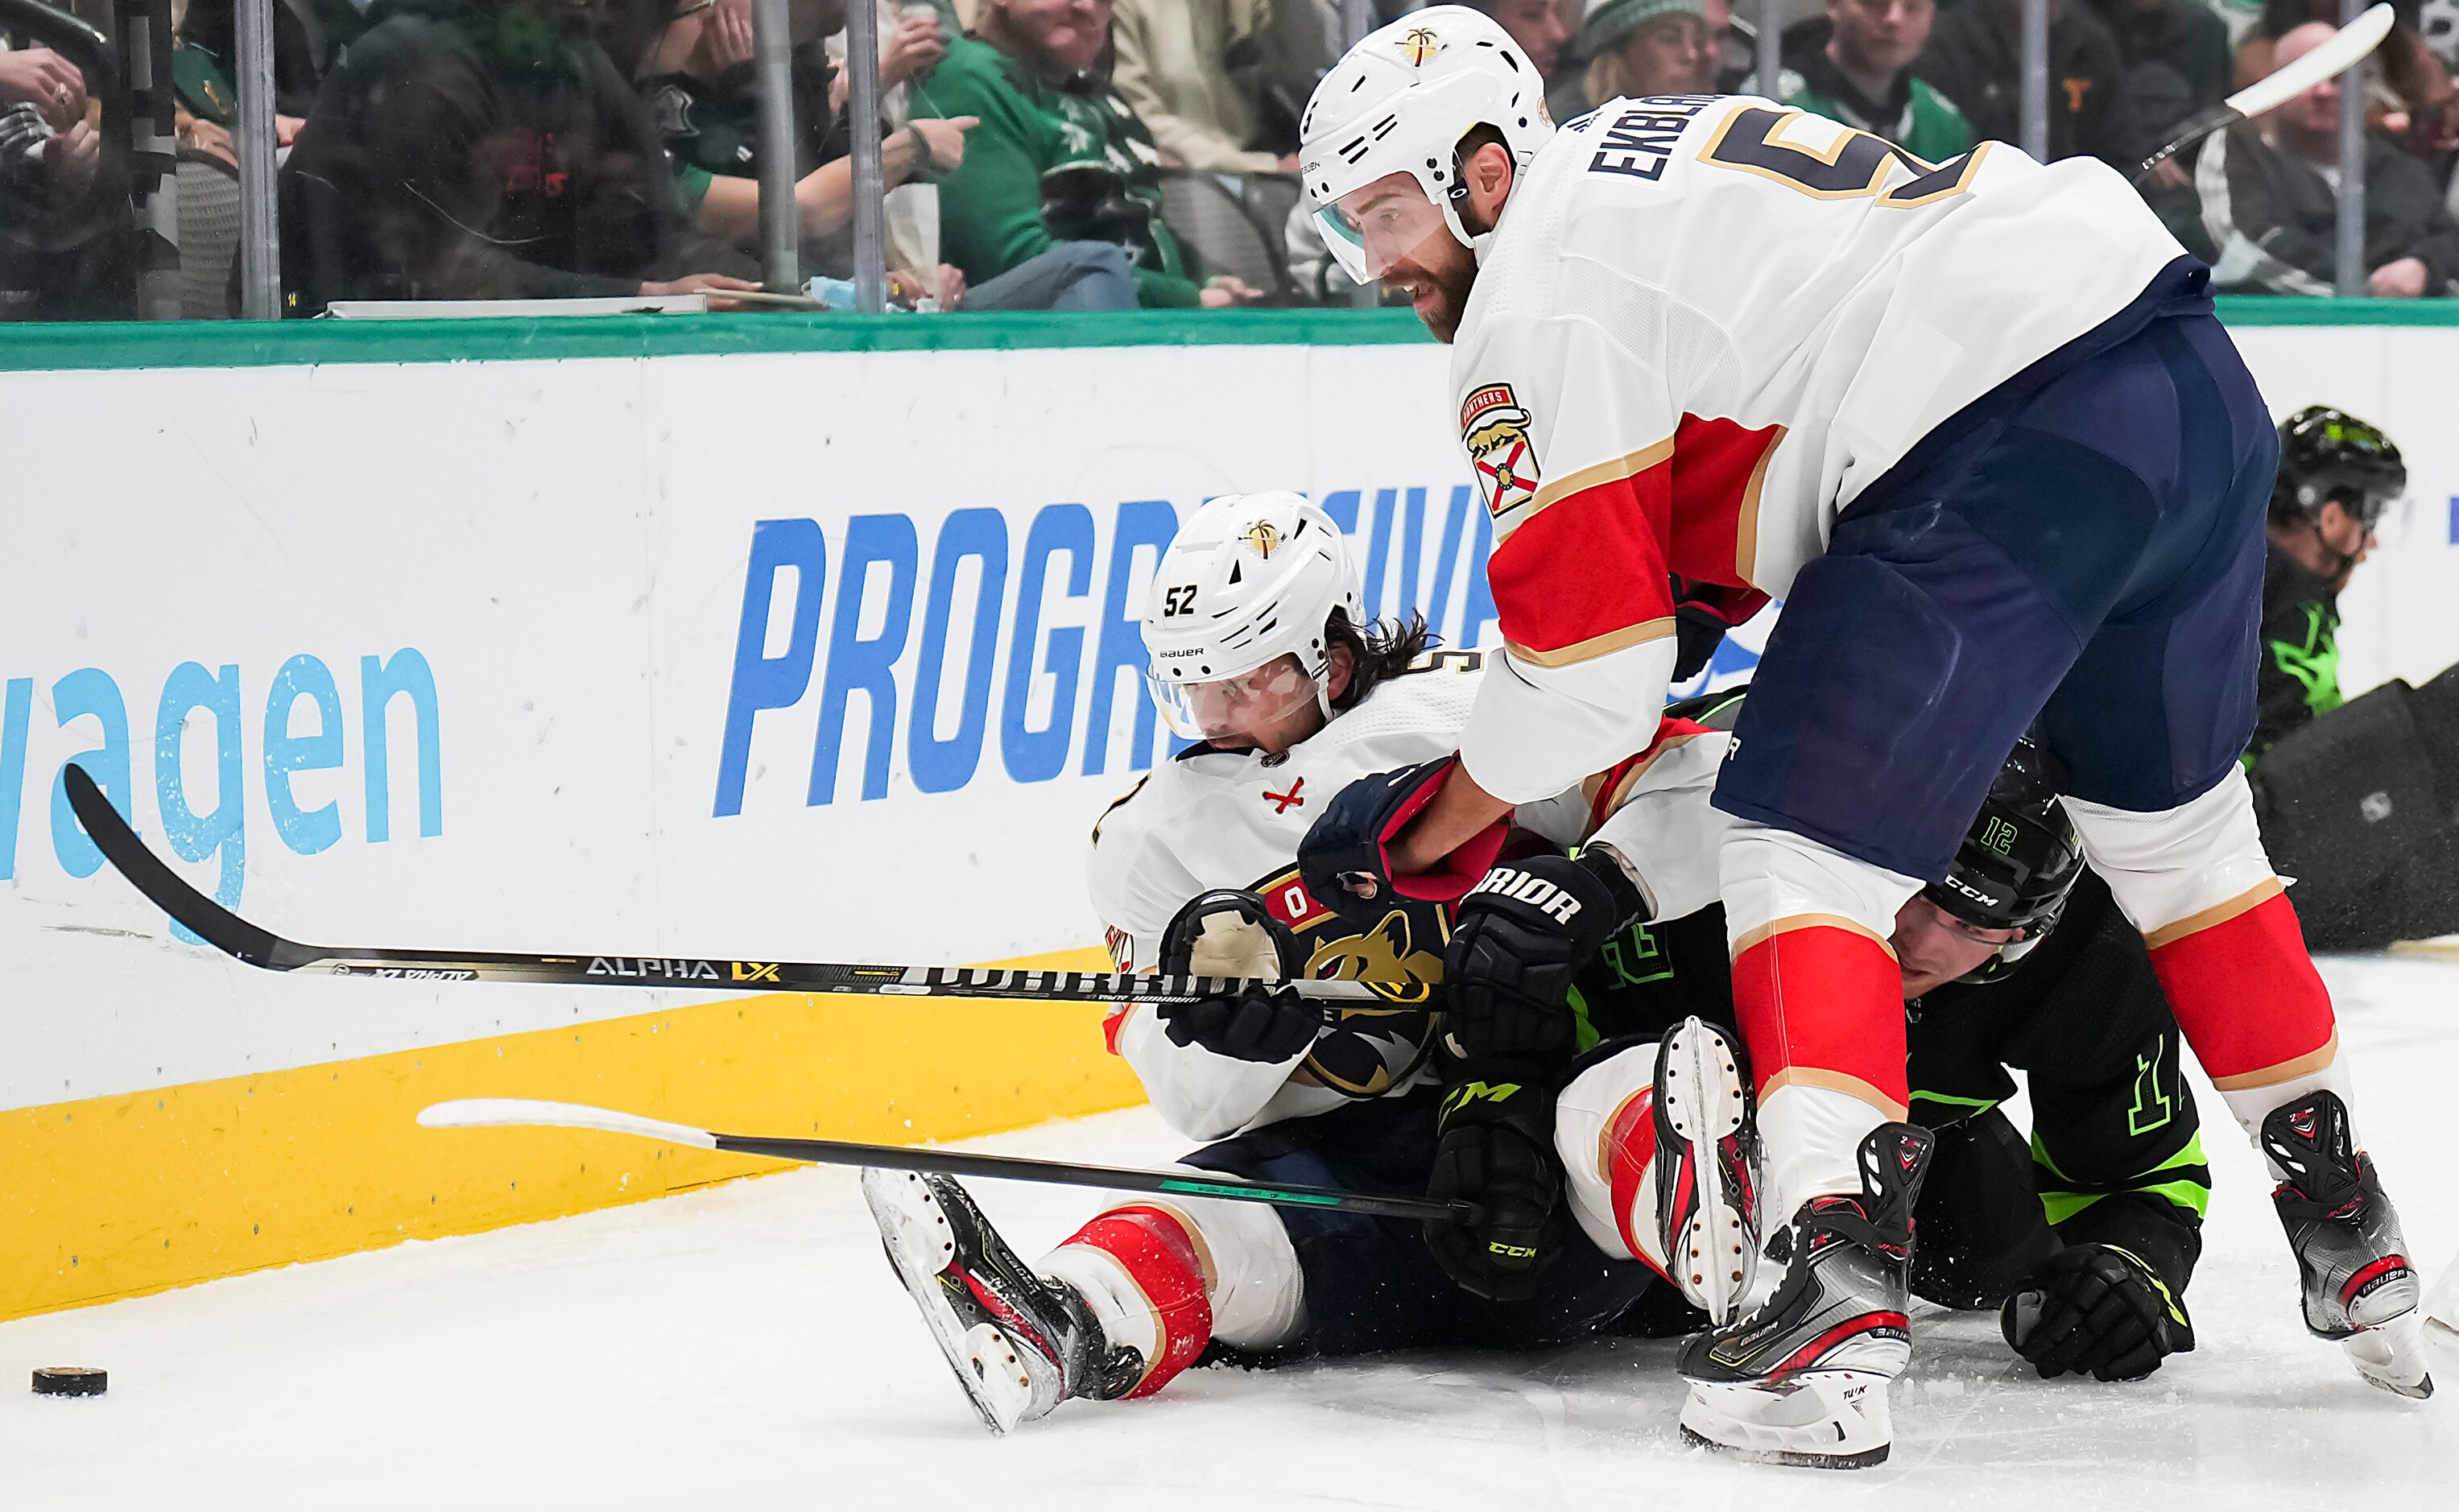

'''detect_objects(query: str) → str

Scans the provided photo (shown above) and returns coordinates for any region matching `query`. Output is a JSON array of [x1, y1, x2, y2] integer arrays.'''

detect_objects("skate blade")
[[1658, 1018, 1754, 1324], [861, 1167, 1031, 1435], [2344, 1311, 2435, 1400], [1678, 1375, 1891, 1469]]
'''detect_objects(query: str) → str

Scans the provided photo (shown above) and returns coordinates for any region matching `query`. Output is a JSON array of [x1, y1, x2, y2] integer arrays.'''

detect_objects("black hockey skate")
[[1676, 1123, 1933, 1469], [2261, 1092, 2433, 1399], [862, 1168, 1145, 1433], [1650, 1017, 1761, 1324]]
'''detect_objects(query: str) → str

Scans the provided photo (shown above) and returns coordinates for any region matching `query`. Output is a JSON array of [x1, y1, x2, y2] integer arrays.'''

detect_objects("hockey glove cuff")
[[2002, 1242, 2197, 1382], [1443, 849, 1646, 1066], [1426, 1064, 1564, 1303], [1296, 758, 1510, 922], [1153, 890, 1318, 1064]]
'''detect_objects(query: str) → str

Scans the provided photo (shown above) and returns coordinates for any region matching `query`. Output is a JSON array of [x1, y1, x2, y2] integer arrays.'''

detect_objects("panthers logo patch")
[[1461, 383, 1540, 518], [1398, 26, 1444, 67], [1256, 866, 1445, 1097]]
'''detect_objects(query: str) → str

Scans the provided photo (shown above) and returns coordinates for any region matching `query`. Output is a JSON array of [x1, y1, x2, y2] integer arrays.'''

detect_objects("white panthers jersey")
[[1447, 94, 2188, 805], [1089, 655, 1485, 1142], [1089, 655, 1745, 1143]]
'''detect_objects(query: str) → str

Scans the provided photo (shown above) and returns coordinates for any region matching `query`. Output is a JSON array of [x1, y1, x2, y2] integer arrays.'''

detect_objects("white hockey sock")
[[1759, 1082, 1885, 1225]]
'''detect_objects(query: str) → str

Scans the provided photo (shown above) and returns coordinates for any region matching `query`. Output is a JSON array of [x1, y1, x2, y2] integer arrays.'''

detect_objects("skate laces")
[[1802, 1196, 1907, 1263]]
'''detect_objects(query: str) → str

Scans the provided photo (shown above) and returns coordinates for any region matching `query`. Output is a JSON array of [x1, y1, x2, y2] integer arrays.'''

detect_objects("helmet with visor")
[[1299, 6, 1555, 287], [1143, 493, 1365, 744]]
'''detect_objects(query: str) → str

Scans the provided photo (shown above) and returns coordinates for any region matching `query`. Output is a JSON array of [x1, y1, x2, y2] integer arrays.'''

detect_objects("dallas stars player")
[[2246, 407, 2459, 952], [860, 492, 1757, 1434]]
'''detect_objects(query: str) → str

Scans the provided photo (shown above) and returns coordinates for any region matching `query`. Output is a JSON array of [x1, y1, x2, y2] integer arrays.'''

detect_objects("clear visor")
[[1314, 173, 1454, 286], [1147, 654, 1326, 742]]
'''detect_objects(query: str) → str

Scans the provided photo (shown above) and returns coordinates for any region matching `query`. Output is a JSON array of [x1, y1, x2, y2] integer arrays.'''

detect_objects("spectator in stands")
[[1469, 0, 1573, 80], [1577, 0, 1721, 104], [2238, 0, 2457, 158], [2088, 0, 2230, 143], [645, 0, 1133, 309], [275, 0, 760, 312], [0, 43, 85, 136], [0, 99, 97, 204], [913, 0, 1262, 308], [2083, 0, 2228, 233], [1916, 0, 2142, 167], [1775, 0, 1973, 159], [1108, 0, 1332, 174], [176, 0, 366, 147], [2188, 20, 2459, 295], [639, 0, 963, 251]]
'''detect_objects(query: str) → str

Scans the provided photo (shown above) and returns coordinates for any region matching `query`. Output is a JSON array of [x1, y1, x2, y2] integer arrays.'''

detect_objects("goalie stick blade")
[[64, 762, 286, 966], [415, 1097, 1485, 1223], [2136, 3, 2391, 179]]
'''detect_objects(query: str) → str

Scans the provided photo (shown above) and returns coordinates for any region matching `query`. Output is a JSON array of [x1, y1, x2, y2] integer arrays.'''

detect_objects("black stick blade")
[[63, 762, 286, 968]]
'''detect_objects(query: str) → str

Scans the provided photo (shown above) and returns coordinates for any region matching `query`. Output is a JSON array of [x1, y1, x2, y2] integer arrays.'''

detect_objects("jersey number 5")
[[1700, 106, 1985, 209]]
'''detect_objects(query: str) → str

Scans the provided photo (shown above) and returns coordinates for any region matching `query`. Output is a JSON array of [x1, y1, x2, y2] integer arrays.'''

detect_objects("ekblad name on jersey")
[[1087, 655, 1738, 1143], [1452, 95, 2187, 804]]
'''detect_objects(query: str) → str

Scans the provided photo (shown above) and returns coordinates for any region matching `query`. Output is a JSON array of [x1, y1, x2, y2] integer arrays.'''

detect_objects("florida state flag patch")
[[1461, 383, 1541, 518]]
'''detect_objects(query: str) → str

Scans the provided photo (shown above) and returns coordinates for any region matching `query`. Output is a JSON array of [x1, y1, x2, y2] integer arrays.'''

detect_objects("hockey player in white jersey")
[[1291, 4, 2427, 1468], [862, 491, 1760, 1433]]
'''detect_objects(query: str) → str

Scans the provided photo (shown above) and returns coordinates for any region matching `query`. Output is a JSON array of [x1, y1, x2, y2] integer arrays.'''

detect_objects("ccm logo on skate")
[[1467, 867, 1584, 924]]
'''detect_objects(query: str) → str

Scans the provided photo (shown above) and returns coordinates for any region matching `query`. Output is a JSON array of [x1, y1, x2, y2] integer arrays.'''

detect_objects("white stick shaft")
[[416, 1098, 721, 1150], [2224, 2, 2392, 120]]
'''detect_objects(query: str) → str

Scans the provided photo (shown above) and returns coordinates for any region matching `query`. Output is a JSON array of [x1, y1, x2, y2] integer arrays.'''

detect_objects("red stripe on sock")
[[2147, 893, 2336, 1081], [1732, 927, 1908, 1108], [1602, 1091, 1672, 1279], [1062, 1207, 1213, 1398]]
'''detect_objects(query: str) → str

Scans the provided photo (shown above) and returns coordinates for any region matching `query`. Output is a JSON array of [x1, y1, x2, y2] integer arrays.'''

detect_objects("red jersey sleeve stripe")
[[1490, 459, 1676, 662], [1665, 415, 1783, 589], [1583, 717, 1716, 831], [1526, 436, 1676, 520]]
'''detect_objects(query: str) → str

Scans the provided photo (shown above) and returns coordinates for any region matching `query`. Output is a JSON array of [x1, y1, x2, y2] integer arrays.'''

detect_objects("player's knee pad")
[[2254, 680, 2451, 900], [1554, 1043, 1667, 1275], [1714, 822, 1921, 947], [2066, 766, 2278, 936]]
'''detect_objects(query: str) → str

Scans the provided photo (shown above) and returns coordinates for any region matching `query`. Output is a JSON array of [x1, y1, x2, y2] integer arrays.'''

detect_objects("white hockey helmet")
[[1300, 5, 1556, 285], [1143, 492, 1365, 742]]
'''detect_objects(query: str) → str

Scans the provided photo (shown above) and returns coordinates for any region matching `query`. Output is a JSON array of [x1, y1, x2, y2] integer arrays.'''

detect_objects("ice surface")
[[5, 955, 2456, 1510]]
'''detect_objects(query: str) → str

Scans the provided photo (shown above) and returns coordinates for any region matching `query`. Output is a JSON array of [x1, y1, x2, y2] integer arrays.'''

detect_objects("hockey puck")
[[31, 1366, 106, 1397]]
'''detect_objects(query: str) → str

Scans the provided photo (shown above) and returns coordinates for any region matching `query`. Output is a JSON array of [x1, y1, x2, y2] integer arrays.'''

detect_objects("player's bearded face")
[[1321, 173, 1479, 341]]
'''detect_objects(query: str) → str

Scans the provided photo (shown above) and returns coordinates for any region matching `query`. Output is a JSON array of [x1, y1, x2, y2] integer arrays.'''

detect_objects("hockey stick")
[[60, 763, 1382, 1007], [417, 1098, 1481, 1222], [2136, 3, 2393, 180]]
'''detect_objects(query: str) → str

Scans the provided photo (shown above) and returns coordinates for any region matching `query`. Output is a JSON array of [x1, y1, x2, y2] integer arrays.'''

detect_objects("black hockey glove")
[[1155, 987, 1318, 1062], [1151, 890, 1320, 1064], [1443, 850, 1646, 1066], [1296, 758, 1509, 924], [2001, 1243, 2197, 1382], [1425, 1065, 1564, 1303]]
